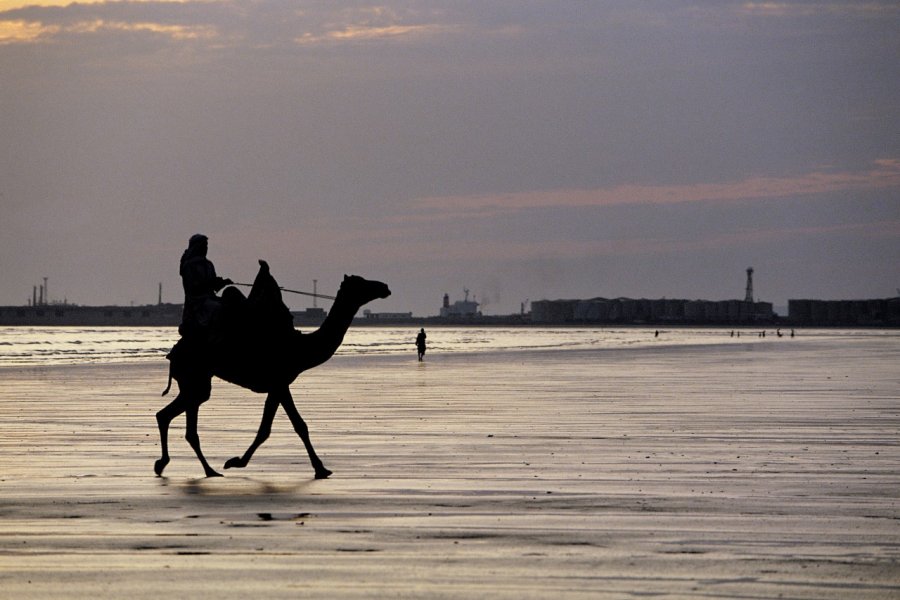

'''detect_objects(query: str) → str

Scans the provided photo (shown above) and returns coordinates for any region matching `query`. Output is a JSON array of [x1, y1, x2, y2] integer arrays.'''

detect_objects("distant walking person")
[[179, 233, 232, 338], [416, 328, 427, 361]]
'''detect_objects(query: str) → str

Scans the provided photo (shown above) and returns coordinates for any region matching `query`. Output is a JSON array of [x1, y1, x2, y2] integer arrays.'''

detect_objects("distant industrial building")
[[362, 309, 414, 321], [0, 303, 183, 326], [531, 297, 774, 325], [788, 298, 900, 326], [531, 295, 900, 327], [292, 307, 327, 326], [531, 267, 779, 325]]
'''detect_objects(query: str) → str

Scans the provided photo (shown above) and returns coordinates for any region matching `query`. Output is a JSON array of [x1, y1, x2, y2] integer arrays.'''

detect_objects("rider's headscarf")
[[181, 234, 209, 268]]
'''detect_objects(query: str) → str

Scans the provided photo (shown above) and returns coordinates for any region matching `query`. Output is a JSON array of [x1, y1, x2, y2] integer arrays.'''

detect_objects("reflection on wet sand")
[[0, 333, 897, 598]]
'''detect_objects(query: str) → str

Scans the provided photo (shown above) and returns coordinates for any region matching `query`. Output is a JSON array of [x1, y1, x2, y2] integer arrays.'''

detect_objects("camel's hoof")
[[154, 458, 169, 477], [314, 467, 333, 479], [205, 469, 224, 478], [223, 457, 245, 470]]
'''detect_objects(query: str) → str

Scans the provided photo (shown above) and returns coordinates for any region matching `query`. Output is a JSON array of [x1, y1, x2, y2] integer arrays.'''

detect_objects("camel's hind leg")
[[185, 404, 222, 478], [155, 394, 187, 476], [223, 392, 280, 470], [155, 376, 220, 478]]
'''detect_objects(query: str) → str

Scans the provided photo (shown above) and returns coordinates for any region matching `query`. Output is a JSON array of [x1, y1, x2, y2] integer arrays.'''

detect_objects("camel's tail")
[[161, 353, 173, 396]]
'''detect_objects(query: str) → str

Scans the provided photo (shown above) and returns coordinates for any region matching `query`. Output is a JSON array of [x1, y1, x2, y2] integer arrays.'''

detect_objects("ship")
[[440, 289, 480, 318]]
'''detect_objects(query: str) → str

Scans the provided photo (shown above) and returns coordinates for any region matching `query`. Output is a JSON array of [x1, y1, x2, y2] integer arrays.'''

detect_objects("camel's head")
[[341, 275, 391, 305]]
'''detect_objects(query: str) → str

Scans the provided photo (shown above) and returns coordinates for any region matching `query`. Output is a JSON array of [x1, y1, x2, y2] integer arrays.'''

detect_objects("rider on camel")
[[179, 234, 232, 338]]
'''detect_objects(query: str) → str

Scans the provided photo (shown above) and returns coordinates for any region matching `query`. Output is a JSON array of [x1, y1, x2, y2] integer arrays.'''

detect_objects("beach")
[[0, 331, 898, 598]]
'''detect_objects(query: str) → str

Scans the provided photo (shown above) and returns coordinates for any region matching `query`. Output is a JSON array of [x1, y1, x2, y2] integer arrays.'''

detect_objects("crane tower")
[[744, 268, 754, 303]]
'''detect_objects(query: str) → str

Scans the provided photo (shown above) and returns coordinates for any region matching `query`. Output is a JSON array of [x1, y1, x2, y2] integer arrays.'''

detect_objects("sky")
[[1, 1, 898, 316]]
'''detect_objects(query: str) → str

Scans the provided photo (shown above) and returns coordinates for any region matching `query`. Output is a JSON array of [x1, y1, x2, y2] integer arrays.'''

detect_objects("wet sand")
[[0, 336, 898, 598]]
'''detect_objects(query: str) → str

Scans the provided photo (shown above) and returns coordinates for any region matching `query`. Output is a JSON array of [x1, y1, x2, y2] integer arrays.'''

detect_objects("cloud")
[[0, 18, 50, 43], [294, 22, 451, 46], [0, 1, 222, 44], [396, 220, 900, 271], [407, 160, 900, 221], [0, 1, 458, 48], [316, 215, 900, 268], [69, 18, 214, 39], [739, 2, 900, 17]]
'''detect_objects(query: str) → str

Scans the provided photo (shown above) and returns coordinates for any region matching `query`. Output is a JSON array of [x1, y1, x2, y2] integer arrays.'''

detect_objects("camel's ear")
[[343, 274, 348, 281]]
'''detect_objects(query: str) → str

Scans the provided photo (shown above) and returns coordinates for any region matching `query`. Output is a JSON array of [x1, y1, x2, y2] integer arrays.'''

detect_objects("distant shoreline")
[[1, 301, 897, 328]]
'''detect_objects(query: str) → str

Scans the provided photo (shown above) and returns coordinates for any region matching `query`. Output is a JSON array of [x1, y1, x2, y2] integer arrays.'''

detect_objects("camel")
[[154, 260, 390, 478]]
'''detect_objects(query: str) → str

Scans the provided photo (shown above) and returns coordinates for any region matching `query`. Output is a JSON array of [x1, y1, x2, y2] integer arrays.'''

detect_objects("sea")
[[0, 325, 896, 368]]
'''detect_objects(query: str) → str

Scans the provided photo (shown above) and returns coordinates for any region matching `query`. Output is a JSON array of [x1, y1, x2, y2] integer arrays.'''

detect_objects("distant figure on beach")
[[654, 330, 659, 338], [416, 328, 427, 361], [179, 234, 232, 338]]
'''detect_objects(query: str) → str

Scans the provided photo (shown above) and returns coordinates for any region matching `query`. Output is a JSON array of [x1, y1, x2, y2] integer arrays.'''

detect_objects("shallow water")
[[0, 325, 895, 367]]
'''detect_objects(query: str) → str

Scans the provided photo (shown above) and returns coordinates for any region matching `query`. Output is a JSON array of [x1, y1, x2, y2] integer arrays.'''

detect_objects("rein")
[[231, 282, 336, 301]]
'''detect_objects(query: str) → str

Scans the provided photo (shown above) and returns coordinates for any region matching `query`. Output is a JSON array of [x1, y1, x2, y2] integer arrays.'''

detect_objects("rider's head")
[[188, 234, 209, 254]]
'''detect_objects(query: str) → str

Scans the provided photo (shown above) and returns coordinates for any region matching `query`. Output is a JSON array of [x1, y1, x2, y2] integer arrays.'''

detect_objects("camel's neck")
[[318, 293, 360, 349], [295, 292, 361, 370]]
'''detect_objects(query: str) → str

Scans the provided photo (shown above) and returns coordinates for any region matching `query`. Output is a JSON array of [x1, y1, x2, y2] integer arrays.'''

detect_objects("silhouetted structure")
[[745, 267, 754, 302], [155, 260, 390, 478], [0, 303, 183, 326], [362, 309, 414, 321], [531, 297, 774, 324], [788, 298, 900, 326], [440, 289, 480, 318]]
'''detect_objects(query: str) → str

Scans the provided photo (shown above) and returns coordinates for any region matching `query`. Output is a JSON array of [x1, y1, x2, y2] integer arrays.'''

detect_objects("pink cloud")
[[209, 161, 900, 270], [361, 219, 900, 265], [409, 159, 900, 219]]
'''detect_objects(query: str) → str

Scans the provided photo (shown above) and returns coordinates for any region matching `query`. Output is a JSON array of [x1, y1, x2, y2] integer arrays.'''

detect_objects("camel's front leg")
[[224, 392, 279, 470], [279, 389, 332, 479], [185, 405, 222, 478]]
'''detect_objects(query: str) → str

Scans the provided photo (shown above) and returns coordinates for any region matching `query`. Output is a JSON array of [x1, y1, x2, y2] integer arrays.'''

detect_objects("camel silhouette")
[[154, 260, 390, 478]]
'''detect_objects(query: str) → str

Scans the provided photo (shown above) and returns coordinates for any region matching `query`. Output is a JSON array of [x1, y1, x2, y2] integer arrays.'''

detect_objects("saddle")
[[167, 261, 295, 376]]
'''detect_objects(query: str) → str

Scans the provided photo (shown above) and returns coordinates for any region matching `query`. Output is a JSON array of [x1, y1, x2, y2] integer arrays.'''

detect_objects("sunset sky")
[[2, 1, 898, 315]]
